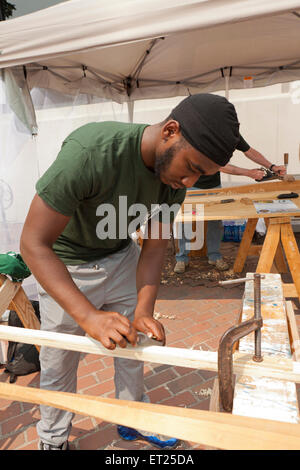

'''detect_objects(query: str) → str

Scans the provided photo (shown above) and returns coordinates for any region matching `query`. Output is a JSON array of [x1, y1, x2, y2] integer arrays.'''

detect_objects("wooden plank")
[[1, 325, 300, 383], [274, 242, 288, 273], [180, 183, 300, 222], [238, 274, 290, 357], [186, 190, 300, 206], [1, 381, 300, 450], [209, 378, 220, 412], [248, 245, 262, 256], [269, 217, 291, 225], [0, 278, 20, 316], [186, 180, 300, 197], [283, 283, 299, 298], [233, 218, 258, 273], [207, 378, 220, 449], [286, 301, 300, 362], [232, 274, 299, 424], [0, 275, 40, 332], [177, 200, 300, 222], [281, 223, 300, 302], [256, 223, 280, 273], [0, 274, 40, 352]]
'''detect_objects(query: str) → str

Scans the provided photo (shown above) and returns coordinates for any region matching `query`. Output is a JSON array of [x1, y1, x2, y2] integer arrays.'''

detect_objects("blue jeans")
[[175, 186, 223, 263]]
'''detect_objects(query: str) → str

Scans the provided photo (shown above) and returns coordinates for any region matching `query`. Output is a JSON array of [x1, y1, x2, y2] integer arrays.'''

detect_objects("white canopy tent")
[[0, 0, 300, 107], [0, 0, 300, 300]]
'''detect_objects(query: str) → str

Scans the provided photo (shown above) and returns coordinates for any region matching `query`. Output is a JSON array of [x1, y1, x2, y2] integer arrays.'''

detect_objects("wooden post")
[[286, 301, 300, 362], [281, 223, 300, 301], [0, 274, 40, 351], [256, 223, 280, 273], [233, 218, 257, 273], [0, 279, 20, 316]]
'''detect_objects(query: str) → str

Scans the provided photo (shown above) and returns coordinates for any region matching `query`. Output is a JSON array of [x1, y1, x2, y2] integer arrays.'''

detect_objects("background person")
[[174, 139, 286, 273]]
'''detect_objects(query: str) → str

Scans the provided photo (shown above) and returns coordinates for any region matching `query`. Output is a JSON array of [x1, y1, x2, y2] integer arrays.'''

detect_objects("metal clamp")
[[217, 274, 264, 412]]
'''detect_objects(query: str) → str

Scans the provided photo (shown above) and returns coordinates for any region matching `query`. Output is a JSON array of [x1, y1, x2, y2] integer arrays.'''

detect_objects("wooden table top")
[[176, 180, 300, 222]]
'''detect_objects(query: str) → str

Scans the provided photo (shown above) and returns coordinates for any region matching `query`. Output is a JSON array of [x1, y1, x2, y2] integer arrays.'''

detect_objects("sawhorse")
[[233, 216, 300, 299], [0, 274, 40, 353]]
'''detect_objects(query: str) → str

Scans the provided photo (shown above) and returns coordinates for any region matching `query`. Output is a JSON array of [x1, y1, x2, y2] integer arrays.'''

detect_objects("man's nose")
[[181, 175, 199, 188]]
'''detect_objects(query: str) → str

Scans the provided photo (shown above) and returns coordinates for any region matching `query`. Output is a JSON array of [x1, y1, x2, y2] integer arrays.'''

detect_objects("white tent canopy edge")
[[0, 0, 300, 105]]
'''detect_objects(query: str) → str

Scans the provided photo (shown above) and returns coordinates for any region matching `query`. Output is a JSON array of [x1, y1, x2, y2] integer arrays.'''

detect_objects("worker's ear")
[[161, 120, 181, 142]]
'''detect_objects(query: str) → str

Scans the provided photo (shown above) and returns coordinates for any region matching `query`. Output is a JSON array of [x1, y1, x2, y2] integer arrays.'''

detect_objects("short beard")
[[154, 141, 184, 178]]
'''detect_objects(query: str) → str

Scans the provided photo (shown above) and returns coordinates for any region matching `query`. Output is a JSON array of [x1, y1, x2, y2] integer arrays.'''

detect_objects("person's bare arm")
[[244, 148, 286, 176], [132, 220, 170, 344], [220, 163, 265, 180], [20, 194, 137, 350]]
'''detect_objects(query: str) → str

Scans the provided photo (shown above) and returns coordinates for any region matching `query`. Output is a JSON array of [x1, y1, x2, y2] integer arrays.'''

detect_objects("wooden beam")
[[0, 278, 20, 316], [256, 223, 280, 273], [281, 223, 300, 301], [274, 242, 288, 273], [0, 275, 40, 331], [209, 378, 220, 412], [186, 180, 300, 197], [248, 245, 262, 256], [283, 283, 298, 298], [269, 216, 291, 225], [286, 301, 300, 362], [0, 381, 300, 450], [1, 325, 300, 383], [233, 218, 257, 273]]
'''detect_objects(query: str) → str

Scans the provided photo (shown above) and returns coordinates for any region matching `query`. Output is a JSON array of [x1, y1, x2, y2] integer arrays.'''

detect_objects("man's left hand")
[[272, 165, 286, 176], [132, 315, 166, 345]]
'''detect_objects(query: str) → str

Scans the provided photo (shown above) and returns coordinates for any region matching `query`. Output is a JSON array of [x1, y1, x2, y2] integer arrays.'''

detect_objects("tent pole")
[[225, 75, 230, 100], [127, 101, 134, 123], [224, 75, 232, 184]]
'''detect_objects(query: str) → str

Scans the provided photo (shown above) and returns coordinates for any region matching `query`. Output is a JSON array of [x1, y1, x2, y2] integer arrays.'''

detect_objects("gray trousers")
[[36, 242, 144, 446]]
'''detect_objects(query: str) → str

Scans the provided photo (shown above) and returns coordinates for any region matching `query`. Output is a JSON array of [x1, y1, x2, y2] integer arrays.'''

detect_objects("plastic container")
[[222, 219, 246, 242]]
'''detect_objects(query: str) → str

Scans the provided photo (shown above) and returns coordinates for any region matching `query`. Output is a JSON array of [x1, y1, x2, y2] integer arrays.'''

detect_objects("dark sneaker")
[[38, 440, 69, 450], [117, 425, 178, 449]]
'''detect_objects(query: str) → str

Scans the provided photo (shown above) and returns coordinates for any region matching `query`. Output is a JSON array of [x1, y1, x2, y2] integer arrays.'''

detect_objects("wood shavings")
[[153, 312, 176, 320], [195, 388, 212, 397], [240, 197, 253, 205]]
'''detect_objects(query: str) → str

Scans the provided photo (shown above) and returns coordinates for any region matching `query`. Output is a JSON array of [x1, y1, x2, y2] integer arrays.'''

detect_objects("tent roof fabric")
[[1, 0, 300, 102]]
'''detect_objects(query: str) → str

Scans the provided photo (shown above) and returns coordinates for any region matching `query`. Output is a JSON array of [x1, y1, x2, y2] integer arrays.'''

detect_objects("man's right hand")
[[79, 309, 138, 350], [247, 168, 265, 180]]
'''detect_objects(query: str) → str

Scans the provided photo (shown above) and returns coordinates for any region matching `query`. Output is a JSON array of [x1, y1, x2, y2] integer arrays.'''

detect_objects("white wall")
[[132, 82, 300, 186], [1, 81, 300, 229]]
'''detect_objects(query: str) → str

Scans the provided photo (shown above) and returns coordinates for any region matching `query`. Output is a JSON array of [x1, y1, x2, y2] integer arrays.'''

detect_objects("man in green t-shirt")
[[20, 93, 241, 450]]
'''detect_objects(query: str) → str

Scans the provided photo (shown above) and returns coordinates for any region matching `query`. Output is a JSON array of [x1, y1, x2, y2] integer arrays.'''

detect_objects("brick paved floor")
[[0, 240, 300, 450]]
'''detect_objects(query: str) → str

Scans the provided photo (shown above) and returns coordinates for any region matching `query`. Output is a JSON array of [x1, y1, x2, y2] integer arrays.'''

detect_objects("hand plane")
[[255, 167, 295, 182], [136, 332, 164, 347]]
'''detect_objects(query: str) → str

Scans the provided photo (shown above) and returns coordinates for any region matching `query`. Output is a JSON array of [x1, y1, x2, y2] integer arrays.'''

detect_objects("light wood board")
[[0, 381, 300, 450], [1, 324, 300, 383], [232, 273, 299, 424], [178, 180, 300, 221]]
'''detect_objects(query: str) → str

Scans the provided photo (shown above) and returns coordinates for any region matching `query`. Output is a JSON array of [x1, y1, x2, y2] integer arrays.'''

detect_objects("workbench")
[[175, 180, 300, 300]]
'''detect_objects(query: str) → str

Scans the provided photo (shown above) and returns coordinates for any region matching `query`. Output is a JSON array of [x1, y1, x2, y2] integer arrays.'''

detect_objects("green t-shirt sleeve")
[[36, 140, 93, 216]]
